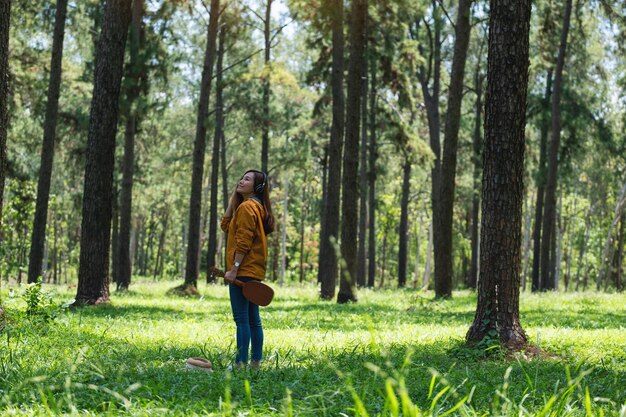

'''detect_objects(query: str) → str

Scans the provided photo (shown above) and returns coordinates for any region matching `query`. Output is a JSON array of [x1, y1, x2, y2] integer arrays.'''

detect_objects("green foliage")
[[22, 278, 59, 321]]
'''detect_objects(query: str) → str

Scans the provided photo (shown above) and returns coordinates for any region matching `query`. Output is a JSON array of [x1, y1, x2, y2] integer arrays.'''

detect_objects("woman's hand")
[[224, 269, 237, 284]]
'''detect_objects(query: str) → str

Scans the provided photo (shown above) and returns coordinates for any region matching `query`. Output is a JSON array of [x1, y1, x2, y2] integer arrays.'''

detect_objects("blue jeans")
[[229, 277, 264, 364]]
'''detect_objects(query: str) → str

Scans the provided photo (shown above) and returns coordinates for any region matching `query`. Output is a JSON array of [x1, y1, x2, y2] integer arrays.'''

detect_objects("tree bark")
[[531, 69, 553, 291], [415, 1, 442, 298], [182, 0, 220, 289], [397, 156, 411, 287], [28, 0, 68, 284], [117, 0, 144, 291], [338, 0, 367, 304], [261, 0, 272, 173], [437, 0, 472, 298], [469, 46, 485, 290], [0, 0, 10, 318], [206, 25, 225, 281], [466, 0, 532, 350], [367, 53, 377, 288], [356, 38, 368, 288], [540, 0, 572, 291], [75, 0, 133, 306], [318, 0, 345, 300]]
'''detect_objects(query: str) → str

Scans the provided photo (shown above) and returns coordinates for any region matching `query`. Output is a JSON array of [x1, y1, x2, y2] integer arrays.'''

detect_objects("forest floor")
[[0, 278, 625, 416]]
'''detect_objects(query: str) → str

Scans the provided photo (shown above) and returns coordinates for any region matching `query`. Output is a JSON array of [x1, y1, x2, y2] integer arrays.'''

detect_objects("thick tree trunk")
[[466, 0, 531, 350], [437, 0, 472, 298], [28, 0, 68, 284], [338, 0, 367, 304], [540, 0, 572, 291], [279, 177, 288, 286], [318, 0, 345, 300], [206, 25, 225, 281], [182, 0, 219, 290], [261, 0, 272, 173], [397, 157, 411, 287], [117, 0, 144, 291], [367, 54, 377, 288], [75, 0, 132, 306], [0, 0, 10, 317], [531, 69, 553, 292]]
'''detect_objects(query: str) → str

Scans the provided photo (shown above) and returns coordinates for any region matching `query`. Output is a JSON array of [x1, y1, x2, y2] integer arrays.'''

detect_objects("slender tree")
[[397, 155, 411, 287], [74, 0, 133, 306], [466, 0, 532, 350], [436, 0, 472, 298], [318, 0, 345, 300], [367, 54, 378, 288], [0, 0, 11, 318], [356, 34, 368, 288], [28, 0, 68, 284], [338, 0, 367, 303], [206, 24, 226, 281], [468, 35, 486, 290], [261, 0, 272, 173], [531, 69, 553, 291], [540, 0, 573, 291], [413, 2, 443, 297], [117, 0, 145, 291], [182, 0, 220, 290]]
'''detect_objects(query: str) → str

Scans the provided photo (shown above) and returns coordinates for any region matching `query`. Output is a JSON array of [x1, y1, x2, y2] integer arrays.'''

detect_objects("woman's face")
[[237, 172, 256, 196]]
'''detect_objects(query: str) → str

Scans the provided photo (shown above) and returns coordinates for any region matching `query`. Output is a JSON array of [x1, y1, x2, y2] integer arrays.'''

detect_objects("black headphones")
[[253, 170, 267, 194]]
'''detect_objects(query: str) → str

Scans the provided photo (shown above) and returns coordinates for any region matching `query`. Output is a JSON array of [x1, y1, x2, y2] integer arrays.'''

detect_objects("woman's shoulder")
[[238, 199, 262, 214]]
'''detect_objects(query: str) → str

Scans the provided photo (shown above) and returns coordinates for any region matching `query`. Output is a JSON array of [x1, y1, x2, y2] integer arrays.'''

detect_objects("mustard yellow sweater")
[[220, 199, 267, 280]]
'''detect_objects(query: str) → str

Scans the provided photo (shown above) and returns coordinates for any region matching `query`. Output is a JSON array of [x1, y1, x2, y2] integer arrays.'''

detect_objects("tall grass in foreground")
[[0, 279, 625, 416]]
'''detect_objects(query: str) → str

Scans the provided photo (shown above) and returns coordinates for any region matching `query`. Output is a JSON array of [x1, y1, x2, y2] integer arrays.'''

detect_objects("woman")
[[221, 169, 275, 370]]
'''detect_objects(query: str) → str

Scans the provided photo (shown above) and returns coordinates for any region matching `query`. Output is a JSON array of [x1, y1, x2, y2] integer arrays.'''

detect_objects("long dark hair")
[[231, 170, 275, 234]]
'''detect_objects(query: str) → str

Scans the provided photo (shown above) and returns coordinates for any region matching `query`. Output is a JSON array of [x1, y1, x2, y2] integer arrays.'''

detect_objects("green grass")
[[1, 280, 625, 416]]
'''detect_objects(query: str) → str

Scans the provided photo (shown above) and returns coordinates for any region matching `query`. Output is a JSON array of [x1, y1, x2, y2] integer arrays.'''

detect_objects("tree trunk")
[[597, 182, 626, 290], [540, 0, 572, 291], [521, 192, 534, 290], [437, 0, 472, 298], [318, 0, 345, 300], [615, 213, 624, 291], [397, 156, 411, 287], [153, 211, 168, 281], [299, 171, 307, 283], [206, 25, 225, 282], [415, 1, 443, 299], [338, 0, 367, 304], [413, 215, 421, 288], [466, 0, 532, 350], [261, 0, 272, 173], [0, 0, 8, 319], [28, 0, 68, 284], [469, 45, 485, 291], [367, 53, 377, 288], [423, 221, 433, 289], [111, 179, 120, 284], [279, 177, 288, 286], [118, 0, 144, 291], [356, 38, 368, 288], [74, 0, 132, 306], [531, 69, 553, 292], [182, 0, 220, 290]]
